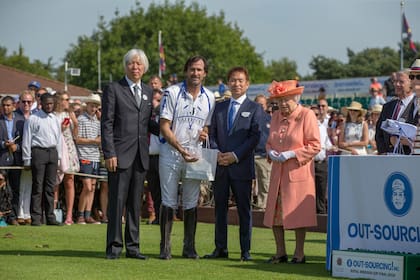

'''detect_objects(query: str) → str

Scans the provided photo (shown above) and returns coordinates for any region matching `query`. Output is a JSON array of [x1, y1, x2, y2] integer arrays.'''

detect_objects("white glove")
[[278, 150, 296, 162], [268, 150, 281, 162]]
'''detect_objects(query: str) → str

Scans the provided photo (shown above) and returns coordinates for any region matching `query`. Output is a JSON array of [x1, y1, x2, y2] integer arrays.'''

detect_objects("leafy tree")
[[266, 58, 298, 81], [309, 55, 347, 80], [346, 47, 399, 77], [63, 0, 269, 90], [0, 44, 54, 78]]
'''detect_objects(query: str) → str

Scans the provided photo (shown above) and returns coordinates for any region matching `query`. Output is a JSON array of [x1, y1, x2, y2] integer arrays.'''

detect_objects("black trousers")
[[146, 155, 161, 218], [7, 169, 21, 222], [106, 153, 146, 257], [315, 160, 328, 214], [31, 147, 58, 224]]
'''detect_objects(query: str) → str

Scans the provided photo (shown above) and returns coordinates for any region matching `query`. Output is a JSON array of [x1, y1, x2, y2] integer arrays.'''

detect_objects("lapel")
[[120, 78, 140, 109], [228, 98, 250, 135], [0, 116, 7, 139]]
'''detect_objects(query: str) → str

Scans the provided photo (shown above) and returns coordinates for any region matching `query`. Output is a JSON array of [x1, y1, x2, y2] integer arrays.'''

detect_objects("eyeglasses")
[[21, 100, 32, 104], [62, 98, 70, 101], [409, 74, 420, 80], [0, 178, 5, 182]]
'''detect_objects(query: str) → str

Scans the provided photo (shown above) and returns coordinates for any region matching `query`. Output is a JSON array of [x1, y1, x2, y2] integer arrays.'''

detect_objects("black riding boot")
[[182, 207, 199, 259], [159, 205, 173, 260]]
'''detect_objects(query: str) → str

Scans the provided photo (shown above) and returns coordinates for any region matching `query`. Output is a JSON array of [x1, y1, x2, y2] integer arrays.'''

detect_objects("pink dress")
[[263, 105, 320, 229]]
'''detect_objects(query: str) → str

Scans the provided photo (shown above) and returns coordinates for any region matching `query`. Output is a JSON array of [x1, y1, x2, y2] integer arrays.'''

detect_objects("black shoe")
[[203, 248, 229, 259], [240, 251, 252, 261], [106, 254, 120, 260], [266, 255, 288, 264], [289, 256, 306, 264], [46, 220, 63, 226], [126, 253, 148, 260]]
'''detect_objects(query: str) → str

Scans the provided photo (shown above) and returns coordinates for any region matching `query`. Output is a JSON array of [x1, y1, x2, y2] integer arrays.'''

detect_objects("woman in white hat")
[[339, 101, 369, 155]]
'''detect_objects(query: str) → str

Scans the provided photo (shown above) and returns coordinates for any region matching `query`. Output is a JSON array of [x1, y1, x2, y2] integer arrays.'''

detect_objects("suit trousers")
[[106, 152, 146, 257], [213, 168, 252, 253], [7, 168, 21, 221], [315, 160, 328, 214], [146, 154, 161, 218], [30, 147, 58, 224]]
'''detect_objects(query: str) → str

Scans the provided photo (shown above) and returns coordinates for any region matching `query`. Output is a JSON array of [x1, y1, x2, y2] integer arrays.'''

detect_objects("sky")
[[1, 0, 419, 76]]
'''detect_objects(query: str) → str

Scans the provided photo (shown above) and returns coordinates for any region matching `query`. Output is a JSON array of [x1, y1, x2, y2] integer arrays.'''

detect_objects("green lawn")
[[0, 221, 336, 280]]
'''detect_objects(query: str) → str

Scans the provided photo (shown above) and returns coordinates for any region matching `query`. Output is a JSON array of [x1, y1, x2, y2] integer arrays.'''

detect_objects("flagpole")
[[400, 0, 404, 70], [158, 30, 162, 78]]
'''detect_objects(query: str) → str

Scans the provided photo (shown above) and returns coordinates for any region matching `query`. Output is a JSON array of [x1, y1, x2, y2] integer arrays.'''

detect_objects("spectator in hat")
[[366, 104, 382, 154], [75, 93, 101, 225], [27, 81, 40, 91], [339, 101, 369, 155]]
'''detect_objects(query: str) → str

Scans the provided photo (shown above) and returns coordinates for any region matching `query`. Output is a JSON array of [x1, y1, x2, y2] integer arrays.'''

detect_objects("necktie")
[[133, 85, 141, 107], [228, 101, 238, 130], [392, 100, 401, 120]]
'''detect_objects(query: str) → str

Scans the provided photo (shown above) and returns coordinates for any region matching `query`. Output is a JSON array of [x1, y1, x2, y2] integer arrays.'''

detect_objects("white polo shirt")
[[160, 82, 215, 146]]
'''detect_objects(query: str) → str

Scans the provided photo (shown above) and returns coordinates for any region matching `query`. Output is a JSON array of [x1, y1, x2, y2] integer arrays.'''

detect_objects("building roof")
[[0, 64, 92, 97]]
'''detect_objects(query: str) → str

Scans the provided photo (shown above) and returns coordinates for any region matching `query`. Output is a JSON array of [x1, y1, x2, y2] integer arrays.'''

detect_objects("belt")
[[32, 146, 56, 150]]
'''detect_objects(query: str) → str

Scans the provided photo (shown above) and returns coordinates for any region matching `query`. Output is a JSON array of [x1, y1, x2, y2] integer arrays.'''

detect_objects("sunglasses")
[[21, 100, 32, 104], [409, 74, 420, 80]]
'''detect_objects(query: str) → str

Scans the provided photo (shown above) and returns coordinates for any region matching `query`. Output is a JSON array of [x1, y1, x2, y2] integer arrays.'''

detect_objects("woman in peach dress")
[[263, 80, 320, 264]]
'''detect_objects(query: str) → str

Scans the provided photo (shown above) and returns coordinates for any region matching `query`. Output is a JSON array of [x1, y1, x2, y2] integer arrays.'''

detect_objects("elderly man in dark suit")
[[205, 66, 263, 261], [102, 49, 159, 260], [0, 96, 25, 225], [376, 70, 417, 155]]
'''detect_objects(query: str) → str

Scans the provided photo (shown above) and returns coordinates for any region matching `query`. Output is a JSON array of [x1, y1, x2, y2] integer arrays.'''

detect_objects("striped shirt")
[[77, 112, 100, 162]]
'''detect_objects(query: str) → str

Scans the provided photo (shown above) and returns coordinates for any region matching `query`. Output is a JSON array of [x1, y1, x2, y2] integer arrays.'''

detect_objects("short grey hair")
[[123, 49, 149, 73]]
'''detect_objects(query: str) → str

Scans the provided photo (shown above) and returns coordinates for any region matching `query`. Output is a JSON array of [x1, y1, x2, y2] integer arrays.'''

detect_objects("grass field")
[[0, 221, 336, 280]]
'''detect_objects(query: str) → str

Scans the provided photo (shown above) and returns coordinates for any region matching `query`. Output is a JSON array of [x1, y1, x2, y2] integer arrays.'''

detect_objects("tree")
[[309, 55, 347, 80], [266, 58, 298, 81], [0, 44, 54, 78], [63, 0, 269, 90]]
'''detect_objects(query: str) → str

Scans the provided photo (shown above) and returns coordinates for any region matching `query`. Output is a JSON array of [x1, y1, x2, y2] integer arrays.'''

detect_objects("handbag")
[[184, 138, 218, 181], [54, 202, 63, 224]]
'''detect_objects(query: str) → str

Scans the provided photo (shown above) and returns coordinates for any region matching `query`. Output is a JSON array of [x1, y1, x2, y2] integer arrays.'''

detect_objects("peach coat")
[[263, 105, 320, 229]]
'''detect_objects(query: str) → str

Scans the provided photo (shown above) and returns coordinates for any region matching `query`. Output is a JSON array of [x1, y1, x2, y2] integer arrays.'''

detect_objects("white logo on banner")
[[384, 172, 412, 217]]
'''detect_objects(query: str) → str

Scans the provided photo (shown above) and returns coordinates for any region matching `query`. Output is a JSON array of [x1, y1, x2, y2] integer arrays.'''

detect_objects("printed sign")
[[332, 250, 404, 280], [326, 156, 420, 270]]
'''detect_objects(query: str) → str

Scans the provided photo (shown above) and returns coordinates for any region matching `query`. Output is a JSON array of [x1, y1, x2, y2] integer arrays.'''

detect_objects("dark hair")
[[40, 93, 56, 102], [227, 66, 250, 82], [1, 95, 15, 104], [183, 55, 208, 73]]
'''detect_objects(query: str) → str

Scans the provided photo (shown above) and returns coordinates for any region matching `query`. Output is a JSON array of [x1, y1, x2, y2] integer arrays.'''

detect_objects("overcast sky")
[[1, 0, 419, 76]]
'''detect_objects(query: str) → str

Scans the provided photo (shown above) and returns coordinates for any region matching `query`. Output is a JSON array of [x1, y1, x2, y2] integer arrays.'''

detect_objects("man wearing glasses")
[[375, 70, 417, 155], [317, 98, 330, 127]]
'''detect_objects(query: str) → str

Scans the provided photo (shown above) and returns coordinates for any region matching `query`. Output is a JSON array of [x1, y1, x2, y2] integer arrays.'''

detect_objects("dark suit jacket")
[[0, 113, 25, 166], [375, 96, 418, 154], [209, 98, 262, 180], [101, 77, 160, 169]]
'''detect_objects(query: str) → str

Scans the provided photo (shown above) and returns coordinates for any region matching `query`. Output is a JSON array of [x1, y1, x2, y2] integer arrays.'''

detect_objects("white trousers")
[[18, 170, 32, 219], [159, 143, 201, 210]]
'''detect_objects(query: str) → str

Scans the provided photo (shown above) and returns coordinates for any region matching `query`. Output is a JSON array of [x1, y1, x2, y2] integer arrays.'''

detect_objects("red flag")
[[402, 13, 417, 53], [159, 43, 166, 73]]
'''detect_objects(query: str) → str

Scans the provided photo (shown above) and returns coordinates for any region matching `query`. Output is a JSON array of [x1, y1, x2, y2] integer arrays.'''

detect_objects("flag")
[[159, 44, 166, 73], [159, 31, 166, 74], [402, 13, 418, 53]]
